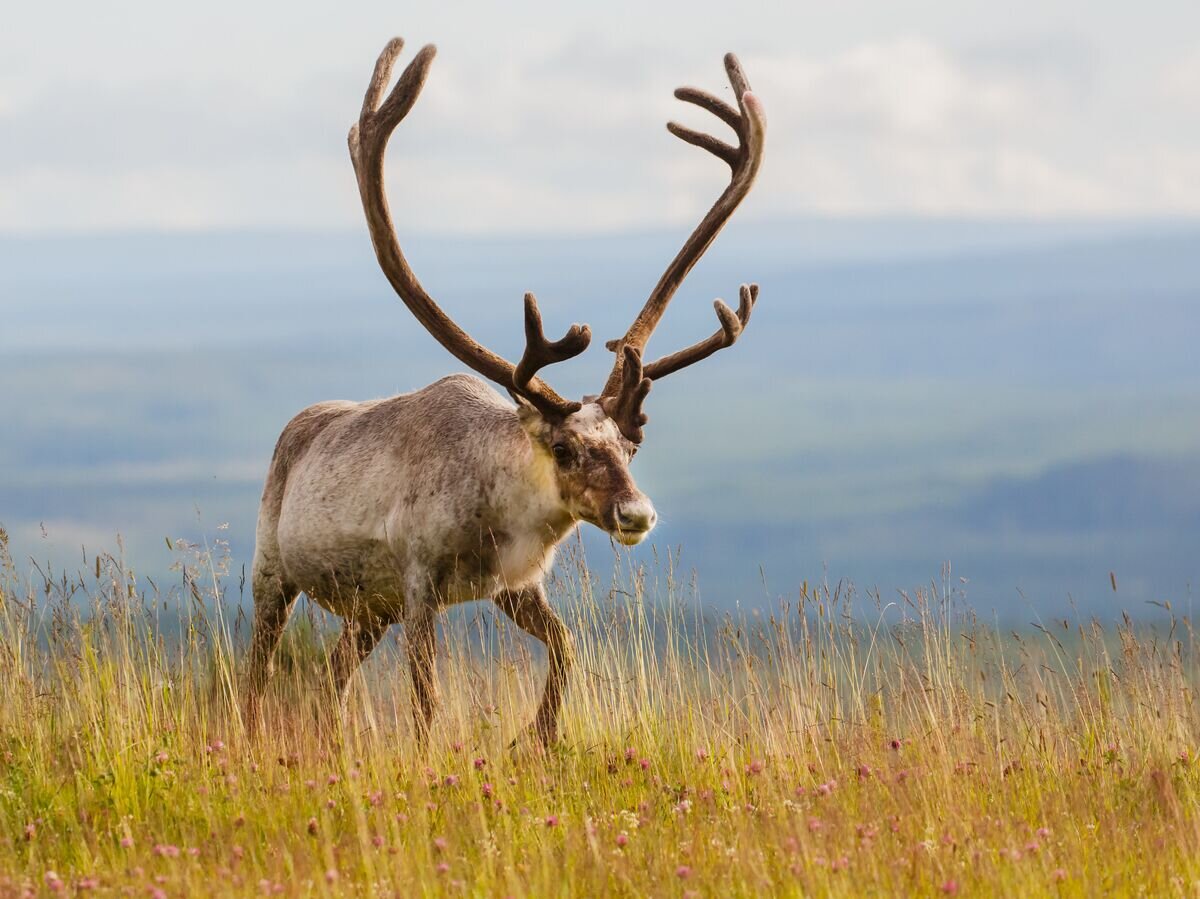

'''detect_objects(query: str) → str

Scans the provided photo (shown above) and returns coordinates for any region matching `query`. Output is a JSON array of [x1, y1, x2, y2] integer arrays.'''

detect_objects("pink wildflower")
[[941, 880, 959, 895], [545, 815, 558, 828]]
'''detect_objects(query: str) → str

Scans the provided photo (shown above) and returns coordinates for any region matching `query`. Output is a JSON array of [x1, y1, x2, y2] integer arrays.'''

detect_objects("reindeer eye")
[[551, 443, 573, 465]]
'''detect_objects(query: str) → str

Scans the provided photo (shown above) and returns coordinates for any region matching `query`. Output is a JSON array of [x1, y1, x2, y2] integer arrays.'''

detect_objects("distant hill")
[[952, 454, 1200, 533], [1, 219, 1197, 617]]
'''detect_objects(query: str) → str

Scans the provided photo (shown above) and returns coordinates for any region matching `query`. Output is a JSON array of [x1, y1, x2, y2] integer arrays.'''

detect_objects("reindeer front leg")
[[495, 584, 575, 747]]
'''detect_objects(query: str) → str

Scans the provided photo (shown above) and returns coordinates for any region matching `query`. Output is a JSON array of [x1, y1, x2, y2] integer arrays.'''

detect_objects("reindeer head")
[[348, 38, 766, 546], [512, 397, 652, 545]]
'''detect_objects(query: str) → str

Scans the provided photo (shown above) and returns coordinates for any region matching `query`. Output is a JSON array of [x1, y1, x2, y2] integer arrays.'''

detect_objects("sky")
[[4, 0, 1200, 234], [2, 2, 1199, 614]]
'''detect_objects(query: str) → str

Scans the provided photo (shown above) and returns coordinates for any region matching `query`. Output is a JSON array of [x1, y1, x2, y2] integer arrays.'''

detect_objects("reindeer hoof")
[[508, 723, 556, 756]]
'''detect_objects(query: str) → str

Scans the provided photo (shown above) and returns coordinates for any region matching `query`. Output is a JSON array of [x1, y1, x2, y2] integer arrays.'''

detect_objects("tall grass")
[[1, 526, 1198, 896]]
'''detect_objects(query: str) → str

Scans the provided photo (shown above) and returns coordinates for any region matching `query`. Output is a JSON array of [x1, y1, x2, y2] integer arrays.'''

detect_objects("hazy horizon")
[[4, 2, 1199, 621], [3, 215, 1198, 621]]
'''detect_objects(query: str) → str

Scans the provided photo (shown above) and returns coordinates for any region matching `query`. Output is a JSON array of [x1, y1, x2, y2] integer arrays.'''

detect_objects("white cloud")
[[753, 38, 1023, 138], [1161, 44, 1200, 101], [4, 14, 1200, 232]]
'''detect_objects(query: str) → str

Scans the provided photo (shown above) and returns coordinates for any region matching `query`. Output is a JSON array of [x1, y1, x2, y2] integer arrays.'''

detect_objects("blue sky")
[[4, 1, 1200, 233], [3, 3, 1199, 616]]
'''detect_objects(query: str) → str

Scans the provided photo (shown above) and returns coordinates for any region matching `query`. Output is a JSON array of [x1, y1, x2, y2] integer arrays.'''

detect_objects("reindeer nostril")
[[617, 503, 656, 532]]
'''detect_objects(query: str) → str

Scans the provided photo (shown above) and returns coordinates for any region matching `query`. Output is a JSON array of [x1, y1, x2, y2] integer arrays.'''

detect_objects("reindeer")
[[244, 36, 766, 748]]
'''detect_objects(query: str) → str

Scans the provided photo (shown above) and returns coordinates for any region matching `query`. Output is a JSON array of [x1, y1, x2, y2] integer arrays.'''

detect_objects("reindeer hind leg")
[[244, 564, 299, 736], [403, 600, 439, 752], [330, 612, 391, 709]]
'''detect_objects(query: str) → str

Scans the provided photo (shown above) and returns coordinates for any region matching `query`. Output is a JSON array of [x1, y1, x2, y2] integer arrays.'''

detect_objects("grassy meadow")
[[1, 528, 1198, 897]]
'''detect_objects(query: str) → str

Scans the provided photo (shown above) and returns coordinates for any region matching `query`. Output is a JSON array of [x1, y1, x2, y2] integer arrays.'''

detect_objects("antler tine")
[[600, 346, 652, 444], [673, 87, 741, 130], [724, 52, 752, 102], [349, 38, 582, 420], [641, 284, 758, 381], [513, 293, 591, 417], [361, 37, 406, 118], [601, 52, 766, 399], [665, 122, 739, 168]]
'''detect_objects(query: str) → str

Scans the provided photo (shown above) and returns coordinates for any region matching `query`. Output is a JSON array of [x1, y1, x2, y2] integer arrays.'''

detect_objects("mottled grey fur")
[[245, 373, 655, 747]]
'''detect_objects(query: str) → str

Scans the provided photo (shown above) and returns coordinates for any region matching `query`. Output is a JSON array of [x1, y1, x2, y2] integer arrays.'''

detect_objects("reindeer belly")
[[275, 532, 407, 621], [274, 478, 409, 620]]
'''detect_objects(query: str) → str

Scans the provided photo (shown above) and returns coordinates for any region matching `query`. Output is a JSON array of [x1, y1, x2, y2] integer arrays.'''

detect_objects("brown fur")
[[242, 36, 765, 750], [244, 375, 655, 748]]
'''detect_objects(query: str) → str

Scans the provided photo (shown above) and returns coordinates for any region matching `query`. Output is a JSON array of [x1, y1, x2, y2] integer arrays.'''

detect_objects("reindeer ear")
[[508, 388, 539, 417], [510, 389, 558, 440]]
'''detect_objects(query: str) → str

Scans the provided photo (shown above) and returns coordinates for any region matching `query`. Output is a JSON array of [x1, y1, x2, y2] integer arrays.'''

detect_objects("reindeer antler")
[[600, 53, 766, 441], [639, 283, 758, 380], [600, 346, 652, 445], [349, 38, 588, 419], [513, 293, 592, 414]]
